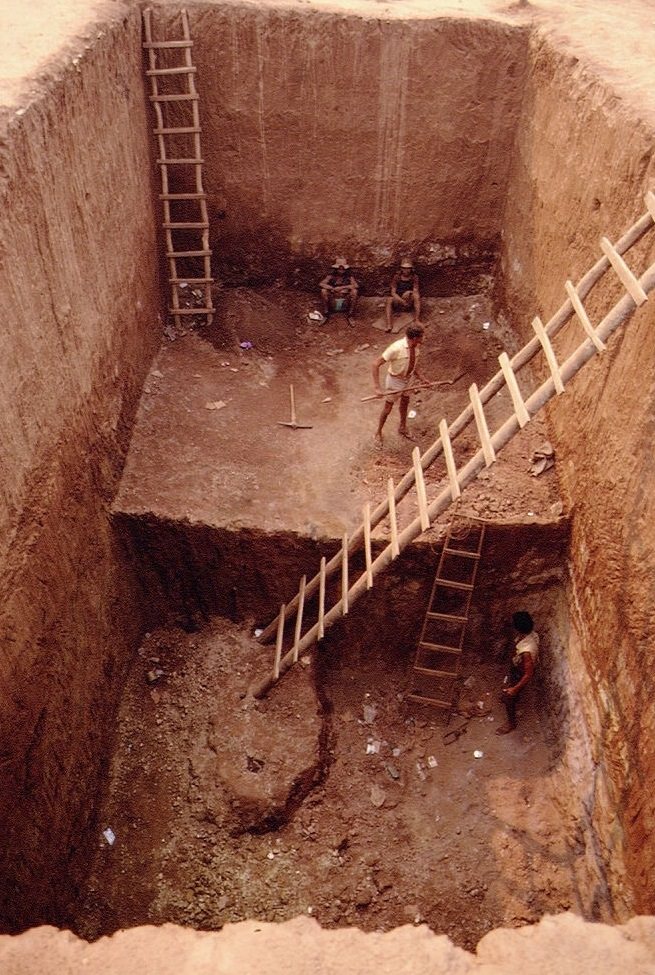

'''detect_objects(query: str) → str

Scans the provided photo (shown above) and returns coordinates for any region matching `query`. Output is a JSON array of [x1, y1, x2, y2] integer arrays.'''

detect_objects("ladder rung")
[[600, 236, 648, 306], [146, 66, 197, 76], [166, 249, 212, 257], [426, 612, 468, 623], [433, 578, 474, 591], [419, 641, 462, 655], [444, 547, 481, 559], [150, 93, 199, 103], [160, 192, 207, 200], [407, 693, 452, 709], [154, 126, 202, 135], [163, 222, 209, 230], [157, 157, 204, 165], [169, 307, 214, 315], [413, 666, 458, 679], [169, 277, 213, 284], [143, 40, 194, 49]]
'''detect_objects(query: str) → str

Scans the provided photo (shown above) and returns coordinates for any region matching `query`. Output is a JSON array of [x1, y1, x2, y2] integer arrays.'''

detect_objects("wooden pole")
[[318, 556, 326, 639], [439, 419, 461, 500], [469, 383, 496, 467], [274, 604, 285, 681], [289, 385, 297, 425], [498, 353, 530, 427], [387, 478, 400, 558], [363, 503, 373, 589], [341, 532, 349, 615], [532, 316, 565, 394], [601, 237, 648, 305], [292, 576, 306, 664], [412, 446, 430, 531], [646, 190, 655, 223], [565, 280, 606, 353]]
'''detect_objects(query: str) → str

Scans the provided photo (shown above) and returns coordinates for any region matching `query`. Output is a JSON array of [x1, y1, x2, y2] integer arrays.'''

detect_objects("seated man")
[[385, 258, 420, 331], [319, 258, 359, 321]]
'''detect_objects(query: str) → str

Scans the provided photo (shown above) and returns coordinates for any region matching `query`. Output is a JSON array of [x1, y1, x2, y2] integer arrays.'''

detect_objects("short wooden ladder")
[[143, 8, 214, 331], [409, 518, 485, 712]]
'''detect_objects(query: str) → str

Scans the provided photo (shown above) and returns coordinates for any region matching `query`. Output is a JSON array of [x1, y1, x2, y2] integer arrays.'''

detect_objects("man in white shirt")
[[497, 610, 540, 735], [371, 325, 426, 446]]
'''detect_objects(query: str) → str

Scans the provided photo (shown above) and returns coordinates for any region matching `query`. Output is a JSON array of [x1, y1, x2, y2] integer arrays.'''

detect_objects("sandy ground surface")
[[113, 289, 560, 537], [75, 612, 581, 951], [4, 1, 655, 121]]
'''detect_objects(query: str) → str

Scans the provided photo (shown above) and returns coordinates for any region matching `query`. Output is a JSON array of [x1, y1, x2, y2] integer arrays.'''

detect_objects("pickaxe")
[[277, 384, 313, 429]]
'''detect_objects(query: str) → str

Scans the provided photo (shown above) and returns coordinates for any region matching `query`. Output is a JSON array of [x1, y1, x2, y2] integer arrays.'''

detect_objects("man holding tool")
[[371, 324, 426, 446]]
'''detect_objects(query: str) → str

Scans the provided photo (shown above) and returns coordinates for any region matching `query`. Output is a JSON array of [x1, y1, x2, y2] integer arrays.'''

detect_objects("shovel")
[[277, 384, 313, 429], [360, 369, 465, 402]]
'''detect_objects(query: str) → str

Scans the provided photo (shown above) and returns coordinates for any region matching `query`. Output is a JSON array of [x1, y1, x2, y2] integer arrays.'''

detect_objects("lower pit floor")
[[75, 610, 581, 951]]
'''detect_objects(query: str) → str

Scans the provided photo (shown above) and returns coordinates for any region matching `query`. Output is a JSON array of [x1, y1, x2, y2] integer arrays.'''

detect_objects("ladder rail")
[[250, 252, 655, 698], [411, 518, 486, 711], [142, 8, 214, 330], [257, 202, 655, 645]]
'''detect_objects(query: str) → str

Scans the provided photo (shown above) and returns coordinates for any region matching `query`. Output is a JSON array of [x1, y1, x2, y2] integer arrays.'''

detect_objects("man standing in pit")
[[385, 257, 421, 331], [319, 257, 359, 322], [371, 324, 426, 446], [496, 611, 540, 735]]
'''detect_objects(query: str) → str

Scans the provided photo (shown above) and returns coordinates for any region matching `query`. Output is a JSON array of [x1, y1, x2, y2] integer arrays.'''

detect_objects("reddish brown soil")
[[114, 289, 560, 536], [76, 612, 580, 951], [72, 289, 578, 949]]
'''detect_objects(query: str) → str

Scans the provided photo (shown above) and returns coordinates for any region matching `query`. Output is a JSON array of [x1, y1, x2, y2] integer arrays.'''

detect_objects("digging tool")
[[442, 721, 469, 746], [277, 384, 313, 430], [360, 369, 465, 402]]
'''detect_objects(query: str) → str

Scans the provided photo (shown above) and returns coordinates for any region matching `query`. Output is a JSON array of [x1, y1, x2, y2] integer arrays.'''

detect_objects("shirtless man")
[[385, 258, 421, 331], [319, 258, 359, 321], [371, 324, 426, 445]]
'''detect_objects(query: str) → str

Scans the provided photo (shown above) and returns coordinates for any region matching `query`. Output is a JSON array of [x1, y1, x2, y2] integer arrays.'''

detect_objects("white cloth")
[[513, 631, 539, 667], [382, 336, 420, 378]]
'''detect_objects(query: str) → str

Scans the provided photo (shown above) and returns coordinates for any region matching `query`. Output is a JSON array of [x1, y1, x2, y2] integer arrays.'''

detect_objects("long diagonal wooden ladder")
[[409, 516, 486, 711], [143, 8, 214, 331], [250, 193, 655, 699]]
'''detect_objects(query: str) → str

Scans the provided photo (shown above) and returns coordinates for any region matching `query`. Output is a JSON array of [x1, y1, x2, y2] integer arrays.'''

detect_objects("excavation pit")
[[75, 288, 570, 947], [3, 0, 655, 968]]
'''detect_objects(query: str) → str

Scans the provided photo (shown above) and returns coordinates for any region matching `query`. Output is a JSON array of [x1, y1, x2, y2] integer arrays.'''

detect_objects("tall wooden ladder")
[[143, 8, 214, 331], [249, 194, 655, 701], [409, 517, 485, 711]]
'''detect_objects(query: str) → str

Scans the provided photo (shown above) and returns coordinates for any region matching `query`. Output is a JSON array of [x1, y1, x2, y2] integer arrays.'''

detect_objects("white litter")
[[363, 704, 377, 724], [254, 628, 263, 637], [473, 750, 484, 759], [102, 828, 116, 846], [427, 755, 438, 768], [366, 740, 381, 755], [408, 410, 417, 419]]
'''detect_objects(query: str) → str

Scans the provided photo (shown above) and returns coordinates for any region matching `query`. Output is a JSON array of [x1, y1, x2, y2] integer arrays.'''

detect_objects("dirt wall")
[[499, 30, 655, 916], [151, 1, 529, 292], [0, 6, 162, 928]]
